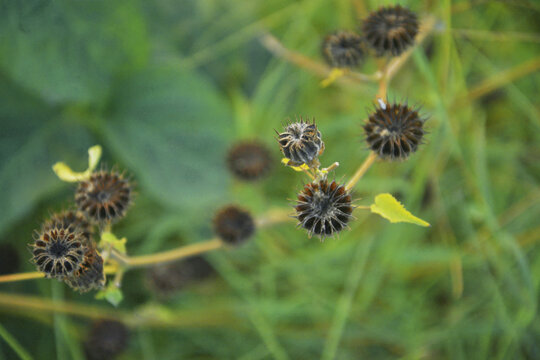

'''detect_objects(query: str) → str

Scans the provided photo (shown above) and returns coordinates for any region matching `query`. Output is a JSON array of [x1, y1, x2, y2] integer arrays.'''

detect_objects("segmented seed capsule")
[[227, 141, 273, 181], [213, 205, 255, 245], [31, 222, 86, 279], [363, 100, 426, 160], [64, 245, 105, 293], [75, 169, 132, 224], [321, 31, 365, 68], [44, 210, 93, 244], [295, 180, 353, 240], [84, 320, 129, 360], [362, 5, 419, 57], [277, 118, 325, 167]]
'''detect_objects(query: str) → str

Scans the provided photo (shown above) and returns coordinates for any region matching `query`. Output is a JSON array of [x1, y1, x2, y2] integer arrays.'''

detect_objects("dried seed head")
[[362, 5, 419, 57], [45, 210, 93, 244], [145, 256, 215, 297], [0, 244, 20, 275], [213, 205, 255, 245], [277, 118, 325, 167], [75, 170, 133, 224], [322, 31, 365, 68], [364, 101, 426, 160], [64, 245, 105, 293], [227, 141, 273, 181], [31, 222, 86, 279], [295, 180, 353, 240], [84, 320, 129, 360]]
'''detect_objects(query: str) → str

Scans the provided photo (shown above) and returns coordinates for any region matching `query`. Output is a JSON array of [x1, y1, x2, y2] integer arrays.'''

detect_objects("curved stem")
[[345, 152, 378, 192], [0, 265, 118, 284], [125, 238, 223, 268]]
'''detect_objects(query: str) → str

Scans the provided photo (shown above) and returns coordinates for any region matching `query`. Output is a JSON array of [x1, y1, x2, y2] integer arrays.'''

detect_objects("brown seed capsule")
[[227, 141, 272, 181], [64, 245, 105, 293], [363, 101, 426, 160], [44, 210, 93, 244], [31, 222, 86, 279], [321, 31, 365, 68], [277, 118, 325, 167], [295, 180, 353, 240], [362, 5, 419, 57], [84, 320, 129, 360], [145, 256, 215, 297], [213, 205, 255, 245], [75, 170, 132, 224]]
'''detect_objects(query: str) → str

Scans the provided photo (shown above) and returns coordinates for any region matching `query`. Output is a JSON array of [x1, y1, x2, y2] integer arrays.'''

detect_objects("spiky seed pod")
[[277, 118, 325, 167], [44, 210, 93, 244], [31, 223, 86, 279], [362, 5, 419, 57], [363, 101, 426, 160], [213, 205, 255, 245], [295, 180, 353, 240], [0, 244, 20, 275], [64, 246, 105, 293], [227, 141, 273, 181], [321, 31, 365, 68], [145, 256, 215, 297], [75, 170, 132, 224], [84, 320, 129, 360]]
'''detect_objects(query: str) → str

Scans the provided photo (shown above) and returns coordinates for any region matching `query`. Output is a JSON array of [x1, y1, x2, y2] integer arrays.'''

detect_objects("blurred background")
[[0, 0, 539, 359]]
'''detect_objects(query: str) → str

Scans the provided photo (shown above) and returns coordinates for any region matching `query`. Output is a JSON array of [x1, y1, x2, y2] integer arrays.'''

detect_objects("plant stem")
[[125, 238, 223, 267], [345, 152, 378, 192], [0, 266, 117, 284]]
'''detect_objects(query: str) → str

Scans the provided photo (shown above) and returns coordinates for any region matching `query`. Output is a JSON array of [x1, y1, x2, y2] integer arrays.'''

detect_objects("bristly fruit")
[[295, 180, 353, 240], [84, 320, 129, 360], [64, 245, 105, 293], [75, 169, 133, 224], [363, 101, 426, 160], [277, 118, 325, 167], [362, 5, 419, 57], [321, 31, 365, 68], [31, 222, 86, 279], [213, 205, 255, 245], [45, 210, 93, 244], [227, 141, 273, 181]]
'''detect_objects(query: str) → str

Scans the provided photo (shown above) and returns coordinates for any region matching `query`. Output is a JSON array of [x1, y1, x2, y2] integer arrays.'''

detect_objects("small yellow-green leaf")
[[87, 145, 102, 172], [52, 144, 102, 182], [95, 281, 123, 307], [281, 158, 310, 172], [320, 68, 345, 88], [370, 193, 430, 227], [100, 232, 127, 254]]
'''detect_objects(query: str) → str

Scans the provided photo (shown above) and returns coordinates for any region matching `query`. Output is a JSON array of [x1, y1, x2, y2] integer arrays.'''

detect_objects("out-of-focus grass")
[[0, 0, 539, 359]]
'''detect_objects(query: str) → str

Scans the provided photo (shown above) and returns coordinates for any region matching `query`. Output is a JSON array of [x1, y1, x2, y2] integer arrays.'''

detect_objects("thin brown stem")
[[345, 152, 378, 192], [0, 266, 118, 284]]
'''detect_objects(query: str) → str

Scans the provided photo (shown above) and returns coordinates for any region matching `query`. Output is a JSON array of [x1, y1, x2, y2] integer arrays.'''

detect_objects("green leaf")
[[370, 193, 430, 227], [100, 232, 127, 254], [104, 65, 232, 211], [0, 0, 148, 104], [95, 282, 123, 307], [52, 145, 102, 182]]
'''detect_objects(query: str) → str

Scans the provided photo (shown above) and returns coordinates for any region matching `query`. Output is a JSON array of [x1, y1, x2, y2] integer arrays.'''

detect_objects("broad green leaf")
[[370, 193, 430, 227], [0, 0, 148, 103], [104, 65, 232, 210], [95, 281, 123, 307], [52, 145, 102, 182]]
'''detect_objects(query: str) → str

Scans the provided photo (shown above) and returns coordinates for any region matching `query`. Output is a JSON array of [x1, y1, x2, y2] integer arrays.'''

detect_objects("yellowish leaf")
[[52, 144, 102, 182], [370, 193, 430, 227], [320, 68, 345, 88], [281, 158, 310, 172], [100, 232, 127, 254]]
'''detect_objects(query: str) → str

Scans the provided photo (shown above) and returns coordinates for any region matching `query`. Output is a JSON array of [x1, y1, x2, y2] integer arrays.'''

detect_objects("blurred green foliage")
[[0, 0, 539, 359]]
